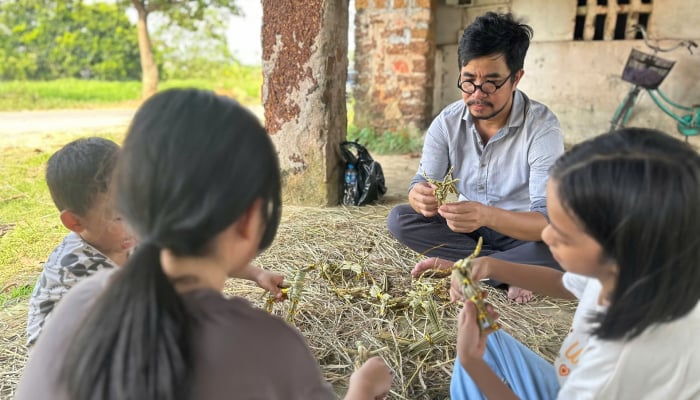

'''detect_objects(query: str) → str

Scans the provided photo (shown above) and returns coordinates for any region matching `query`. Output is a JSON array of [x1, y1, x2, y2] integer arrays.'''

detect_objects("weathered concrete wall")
[[429, 0, 700, 145], [521, 40, 700, 144], [353, 0, 436, 133], [262, 0, 349, 206], [433, 2, 510, 112]]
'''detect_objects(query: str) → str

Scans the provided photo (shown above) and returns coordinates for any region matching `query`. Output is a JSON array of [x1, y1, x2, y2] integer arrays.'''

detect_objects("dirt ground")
[[373, 153, 421, 205]]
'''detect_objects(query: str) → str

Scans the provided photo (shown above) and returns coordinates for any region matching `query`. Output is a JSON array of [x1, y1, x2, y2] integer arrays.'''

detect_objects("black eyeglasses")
[[457, 72, 513, 95]]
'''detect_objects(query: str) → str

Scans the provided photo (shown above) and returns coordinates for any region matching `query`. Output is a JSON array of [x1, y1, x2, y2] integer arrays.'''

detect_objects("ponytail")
[[62, 242, 193, 400]]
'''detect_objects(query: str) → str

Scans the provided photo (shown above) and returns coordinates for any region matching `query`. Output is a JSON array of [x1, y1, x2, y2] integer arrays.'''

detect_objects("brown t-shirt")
[[16, 269, 336, 400]]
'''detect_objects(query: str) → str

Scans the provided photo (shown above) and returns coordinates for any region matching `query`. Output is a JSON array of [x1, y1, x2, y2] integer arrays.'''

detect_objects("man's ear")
[[59, 210, 85, 233], [512, 69, 525, 89]]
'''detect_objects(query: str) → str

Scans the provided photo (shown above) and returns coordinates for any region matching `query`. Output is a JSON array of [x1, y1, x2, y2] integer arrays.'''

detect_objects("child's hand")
[[346, 357, 392, 400], [449, 257, 493, 302], [456, 300, 498, 362], [252, 268, 286, 301], [470, 257, 492, 282]]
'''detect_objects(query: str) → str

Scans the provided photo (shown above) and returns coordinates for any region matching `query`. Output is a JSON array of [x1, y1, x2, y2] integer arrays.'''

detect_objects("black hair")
[[551, 128, 700, 340], [62, 89, 282, 399], [458, 12, 532, 75], [45, 137, 119, 215]]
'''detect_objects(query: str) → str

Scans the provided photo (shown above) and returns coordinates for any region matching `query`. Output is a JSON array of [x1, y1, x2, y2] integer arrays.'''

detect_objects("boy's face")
[[77, 193, 136, 260]]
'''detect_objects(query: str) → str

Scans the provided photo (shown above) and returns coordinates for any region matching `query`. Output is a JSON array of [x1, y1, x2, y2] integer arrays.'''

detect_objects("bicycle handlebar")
[[632, 24, 698, 55]]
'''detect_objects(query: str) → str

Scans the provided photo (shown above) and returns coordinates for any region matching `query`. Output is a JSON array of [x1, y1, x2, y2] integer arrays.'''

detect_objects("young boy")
[[26, 137, 136, 347]]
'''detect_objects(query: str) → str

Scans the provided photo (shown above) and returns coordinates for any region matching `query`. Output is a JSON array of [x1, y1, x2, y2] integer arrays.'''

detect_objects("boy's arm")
[[230, 264, 285, 298], [462, 257, 575, 300], [26, 265, 66, 346]]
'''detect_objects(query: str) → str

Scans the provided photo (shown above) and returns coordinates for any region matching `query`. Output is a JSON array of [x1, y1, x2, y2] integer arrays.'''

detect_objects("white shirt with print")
[[26, 232, 118, 346], [553, 273, 606, 385]]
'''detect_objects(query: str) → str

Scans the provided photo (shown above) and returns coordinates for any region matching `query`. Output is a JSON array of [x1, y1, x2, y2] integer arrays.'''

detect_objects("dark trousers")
[[387, 204, 561, 278]]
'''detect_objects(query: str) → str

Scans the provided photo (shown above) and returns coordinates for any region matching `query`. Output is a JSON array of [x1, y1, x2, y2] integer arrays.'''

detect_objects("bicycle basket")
[[621, 48, 675, 89]]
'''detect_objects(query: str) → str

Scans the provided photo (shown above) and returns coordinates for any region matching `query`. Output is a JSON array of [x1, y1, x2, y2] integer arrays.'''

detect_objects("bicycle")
[[610, 24, 698, 141]]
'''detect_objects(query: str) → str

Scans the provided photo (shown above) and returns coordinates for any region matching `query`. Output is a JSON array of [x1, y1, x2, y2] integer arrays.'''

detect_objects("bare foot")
[[411, 257, 453, 278], [507, 286, 534, 304]]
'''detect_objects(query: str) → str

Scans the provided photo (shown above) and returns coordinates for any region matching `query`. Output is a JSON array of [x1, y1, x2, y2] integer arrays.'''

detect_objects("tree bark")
[[133, 2, 158, 99]]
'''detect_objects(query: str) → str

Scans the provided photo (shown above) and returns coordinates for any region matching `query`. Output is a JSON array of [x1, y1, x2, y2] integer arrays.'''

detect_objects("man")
[[387, 12, 564, 303]]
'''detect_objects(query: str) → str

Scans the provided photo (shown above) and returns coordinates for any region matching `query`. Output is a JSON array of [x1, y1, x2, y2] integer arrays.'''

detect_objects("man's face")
[[459, 54, 522, 121]]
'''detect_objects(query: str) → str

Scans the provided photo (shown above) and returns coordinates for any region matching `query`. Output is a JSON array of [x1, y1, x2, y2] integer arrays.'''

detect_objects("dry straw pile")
[[0, 205, 575, 399], [233, 205, 576, 399]]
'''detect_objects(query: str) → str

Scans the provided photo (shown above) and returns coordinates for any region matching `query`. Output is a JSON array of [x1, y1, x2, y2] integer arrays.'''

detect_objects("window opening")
[[594, 14, 606, 40], [614, 14, 628, 40], [574, 0, 652, 40], [574, 14, 585, 40]]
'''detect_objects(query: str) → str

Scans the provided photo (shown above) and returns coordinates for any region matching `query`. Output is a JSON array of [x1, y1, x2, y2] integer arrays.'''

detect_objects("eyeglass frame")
[[457, 72, 514, 95]]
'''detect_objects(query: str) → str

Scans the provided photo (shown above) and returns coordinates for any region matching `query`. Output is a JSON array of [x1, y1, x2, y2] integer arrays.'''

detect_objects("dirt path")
[[0, 108, 135, 139], [0, 108, 419, 203]]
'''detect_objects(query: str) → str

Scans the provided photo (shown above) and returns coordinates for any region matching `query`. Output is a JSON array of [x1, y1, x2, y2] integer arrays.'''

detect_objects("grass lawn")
[[0, 75, 262, 111], [0, 131, 125, 308]]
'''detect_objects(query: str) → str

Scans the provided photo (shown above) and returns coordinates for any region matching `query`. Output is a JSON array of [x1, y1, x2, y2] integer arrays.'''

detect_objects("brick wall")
[[353, 0, 436, 133]]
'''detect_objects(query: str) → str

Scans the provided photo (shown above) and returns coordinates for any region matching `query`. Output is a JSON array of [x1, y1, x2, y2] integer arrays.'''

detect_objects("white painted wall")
[[521, 40, 700, 143]]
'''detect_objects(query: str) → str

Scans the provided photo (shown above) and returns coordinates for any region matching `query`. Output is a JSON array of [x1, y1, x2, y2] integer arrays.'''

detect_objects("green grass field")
[[0, 75, 419, 310], [0, 74, 262, 111]]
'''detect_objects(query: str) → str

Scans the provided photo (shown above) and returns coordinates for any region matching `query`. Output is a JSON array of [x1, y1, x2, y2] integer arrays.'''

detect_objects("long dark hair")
[[551, 128, 700, 340], [62, 89, 282, 399]]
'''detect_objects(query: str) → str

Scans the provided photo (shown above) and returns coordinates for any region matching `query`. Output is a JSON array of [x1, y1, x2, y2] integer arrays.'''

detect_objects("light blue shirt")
[[410, 90, 564, 218]]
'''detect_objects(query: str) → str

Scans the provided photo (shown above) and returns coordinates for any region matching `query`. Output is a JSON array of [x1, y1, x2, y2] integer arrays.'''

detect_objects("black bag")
[[340, 141, 387, 205]]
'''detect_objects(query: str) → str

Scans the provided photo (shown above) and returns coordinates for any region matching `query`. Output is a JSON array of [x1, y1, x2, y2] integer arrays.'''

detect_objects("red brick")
[[411, 28, 430, 40], [355, 0, 368, 9], [412, 58, 427, 72], [385, 44, 409, 55], [392, 60, 410, 74], [409, 40, 430, 55], [394, 0, 407, 8]]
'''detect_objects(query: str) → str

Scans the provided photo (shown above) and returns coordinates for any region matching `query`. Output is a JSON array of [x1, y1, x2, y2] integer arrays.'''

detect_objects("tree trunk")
[[134, 3, 158, 99]]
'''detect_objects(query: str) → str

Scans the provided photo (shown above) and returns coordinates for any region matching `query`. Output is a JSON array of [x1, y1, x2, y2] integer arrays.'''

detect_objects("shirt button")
[[478, 185, 484, 190], [480, 164, 486, 168]]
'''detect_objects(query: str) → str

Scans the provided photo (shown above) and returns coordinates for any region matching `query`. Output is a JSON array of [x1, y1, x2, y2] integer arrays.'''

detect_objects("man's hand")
[[408, 182, 439, 217], [411, 257, 453, 278], [438, 201, 490, 233]]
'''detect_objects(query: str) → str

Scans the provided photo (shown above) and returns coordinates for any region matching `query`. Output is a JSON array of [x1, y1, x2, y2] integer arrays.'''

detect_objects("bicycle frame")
[[647, 89, 700, 138], [610, 85, 699, 140]]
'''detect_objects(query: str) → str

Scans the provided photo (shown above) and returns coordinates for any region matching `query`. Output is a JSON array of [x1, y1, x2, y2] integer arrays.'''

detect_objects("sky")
[[227, 1, 355, 66], [226, 1, 263, 65]]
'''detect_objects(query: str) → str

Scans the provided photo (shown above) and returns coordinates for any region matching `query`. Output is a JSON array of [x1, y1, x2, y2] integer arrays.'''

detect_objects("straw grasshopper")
[[417, 237, 499, 333], [422, 166, 459, 207], [452, 237, 499, 333]]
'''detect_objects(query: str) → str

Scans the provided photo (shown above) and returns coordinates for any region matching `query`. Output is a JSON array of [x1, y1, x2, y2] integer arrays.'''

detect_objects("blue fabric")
[[451, 330, 560, 400]]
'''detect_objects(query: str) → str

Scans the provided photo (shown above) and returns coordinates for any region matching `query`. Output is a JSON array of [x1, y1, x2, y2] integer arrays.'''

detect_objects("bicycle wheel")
[[610, 86, 641, 132]]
